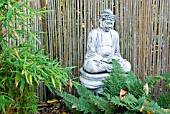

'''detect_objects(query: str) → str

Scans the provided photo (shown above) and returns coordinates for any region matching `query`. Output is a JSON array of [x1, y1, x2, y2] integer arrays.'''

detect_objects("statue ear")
[[99, 18, 103, 28]]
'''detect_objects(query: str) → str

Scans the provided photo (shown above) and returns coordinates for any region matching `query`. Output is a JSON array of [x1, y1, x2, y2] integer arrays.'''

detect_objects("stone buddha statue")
[[80, 9, 131, 93]]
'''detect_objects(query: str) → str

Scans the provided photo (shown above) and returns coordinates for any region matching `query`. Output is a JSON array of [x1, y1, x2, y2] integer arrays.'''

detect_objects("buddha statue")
[[80, 9, 131, 93]]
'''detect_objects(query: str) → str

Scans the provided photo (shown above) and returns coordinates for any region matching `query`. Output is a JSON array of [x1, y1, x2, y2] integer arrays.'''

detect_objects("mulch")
[[37, 99, 72, 114]]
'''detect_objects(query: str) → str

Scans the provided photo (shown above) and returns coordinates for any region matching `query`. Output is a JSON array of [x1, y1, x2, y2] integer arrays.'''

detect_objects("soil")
[[37, 99, 72, 114]]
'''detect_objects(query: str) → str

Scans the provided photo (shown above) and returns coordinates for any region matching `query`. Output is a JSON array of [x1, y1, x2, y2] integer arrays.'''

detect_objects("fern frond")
[[126, 72, 144, 98], [157, 92, 170, 109], [164, 73, 170, 89], [145, 76, 163, 87], [73, 81, 116, 113], [144, 101, 167, 114], [122, 93, 138, 105], [60, 92, 100, 114]]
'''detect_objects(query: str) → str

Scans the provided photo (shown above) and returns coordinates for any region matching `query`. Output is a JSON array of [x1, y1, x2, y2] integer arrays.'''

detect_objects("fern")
[[143, 101, 167, 114], [59, 60, 169, 113], [145, 76, 163, 87], [60, 92, 100, 114], [103, 60, 144, 98], [156, 73, 170, 109], [164, 73, 170, 90], [157, 92, 170, 109], [126, 72, 145, 98], [103, 60, 129, 96]]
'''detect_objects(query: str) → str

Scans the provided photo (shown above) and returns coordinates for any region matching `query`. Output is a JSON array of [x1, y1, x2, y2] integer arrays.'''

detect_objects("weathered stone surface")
[[80, 67, 109, 89]]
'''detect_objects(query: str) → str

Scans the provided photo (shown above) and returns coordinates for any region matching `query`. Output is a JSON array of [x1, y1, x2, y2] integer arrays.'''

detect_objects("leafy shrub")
[[0, 0, 72, 113], [60, 60, 169, 114], [157, 73, 170, 109]]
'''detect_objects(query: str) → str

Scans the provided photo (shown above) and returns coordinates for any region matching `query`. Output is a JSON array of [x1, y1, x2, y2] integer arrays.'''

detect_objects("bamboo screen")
[[30, 0, 170, 100]]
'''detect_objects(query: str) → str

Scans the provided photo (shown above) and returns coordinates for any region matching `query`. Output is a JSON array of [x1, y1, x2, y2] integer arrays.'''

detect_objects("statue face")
[[99, 9, 115, 32], [101, 19, 114, 32]]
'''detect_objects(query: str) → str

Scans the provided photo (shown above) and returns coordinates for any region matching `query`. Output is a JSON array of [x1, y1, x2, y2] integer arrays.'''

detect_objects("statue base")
[[80, 67, 109, 89]]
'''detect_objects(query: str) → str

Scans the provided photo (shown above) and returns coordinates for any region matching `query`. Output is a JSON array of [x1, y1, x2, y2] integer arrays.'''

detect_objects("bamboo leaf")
[[24, 4, 34, 12], [51, 76, 56, 88], [0, 2, 6, 7], [25, 70, 30, 84], [7, 7, 12, 21], [29, 74, 32, 85], [28, 31, 41, 44], [20, 78, 25, 91], [39, 10, 54, 13], [63, 66, 77, 72], [15, 74, 19, 87]]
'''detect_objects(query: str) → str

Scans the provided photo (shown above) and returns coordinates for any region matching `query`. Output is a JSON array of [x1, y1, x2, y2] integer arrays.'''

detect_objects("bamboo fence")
[[25, 0, 170, 101]]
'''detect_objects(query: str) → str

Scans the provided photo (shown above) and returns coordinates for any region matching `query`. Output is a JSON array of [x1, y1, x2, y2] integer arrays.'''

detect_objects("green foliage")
[[144, 101, 167, 114], [0, 0, 71, 113], [60, 82, 116, 114], [157, 73, 170, 109], [164, 73, 170, 89], [145, 75, 163, 87], [103, 61, 145, 98], [60, 60, 169, 113], [0, 94, 13, 113], [157, 92, 170, 109]]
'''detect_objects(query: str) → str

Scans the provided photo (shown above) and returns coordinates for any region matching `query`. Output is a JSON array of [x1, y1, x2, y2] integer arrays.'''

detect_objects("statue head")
[[99, 9, 115, 32]]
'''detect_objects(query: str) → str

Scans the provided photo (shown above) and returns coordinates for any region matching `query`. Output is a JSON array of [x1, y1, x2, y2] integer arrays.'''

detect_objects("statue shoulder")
[[110, 29, 119, 37], [88, 28, 99, 39], [89, 28, 99, 34]]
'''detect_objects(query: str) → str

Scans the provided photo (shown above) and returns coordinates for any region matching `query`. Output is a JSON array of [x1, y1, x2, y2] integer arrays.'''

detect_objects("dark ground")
[[37, 99, 72, 114]]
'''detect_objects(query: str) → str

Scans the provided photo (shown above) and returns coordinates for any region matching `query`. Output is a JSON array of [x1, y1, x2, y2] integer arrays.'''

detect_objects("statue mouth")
[[103, 27, 112, 32]]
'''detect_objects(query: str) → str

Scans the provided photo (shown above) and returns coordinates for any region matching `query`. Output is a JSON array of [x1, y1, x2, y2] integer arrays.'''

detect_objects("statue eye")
[[106, 22, 112, 24]]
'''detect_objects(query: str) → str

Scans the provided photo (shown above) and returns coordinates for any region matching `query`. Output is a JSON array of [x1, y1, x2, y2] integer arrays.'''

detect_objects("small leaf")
[[29, 74, 32, 85], [7, 7, 12, 21], [22, 70, 25, 75], [20, 79, 25, 91], [68, 79, 72, 93], [140, 106, 144, 112], [164, 109, 170, 113], [15, 74, 19, 87], [68, 79, 72, 88], [47, 99, 58, 103], [63, 66, 77, 72], [119, 89, 127, 100], [0, 2, 5, 7], [51, 76, 56, 88], [72, 105, 76, 109], [25, 70, 30, 84], [39, 10, 54, 13], [143, 83, 149, 95]]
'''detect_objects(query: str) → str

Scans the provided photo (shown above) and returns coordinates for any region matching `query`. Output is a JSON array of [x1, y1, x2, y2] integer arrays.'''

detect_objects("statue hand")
[[111, 55, 122, 61], [101, 57, 112, 63]]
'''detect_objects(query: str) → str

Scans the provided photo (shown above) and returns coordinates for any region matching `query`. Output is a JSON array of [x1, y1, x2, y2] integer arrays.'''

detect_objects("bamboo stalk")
[[84, 0, 87, 59], [142, 0, 146, 77], [77, 0, 80, 76], [80, 0, 83, 69], [24, 0, 170, 100], [63, 0, 68, 68], [168, 0, 170, 74], [68, 0, 72, 71]]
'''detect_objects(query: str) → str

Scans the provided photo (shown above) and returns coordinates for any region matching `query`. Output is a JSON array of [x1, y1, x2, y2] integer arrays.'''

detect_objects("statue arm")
[[110, 32, 123, 61], [114, 34, 121, 57], [85, 31, 103, 61]]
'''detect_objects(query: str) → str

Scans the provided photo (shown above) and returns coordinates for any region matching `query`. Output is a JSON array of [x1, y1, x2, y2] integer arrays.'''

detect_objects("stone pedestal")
[[80, 67, 109, 90]]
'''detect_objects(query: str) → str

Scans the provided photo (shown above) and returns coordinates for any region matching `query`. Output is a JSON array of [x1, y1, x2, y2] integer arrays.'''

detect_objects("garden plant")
[[60, 60, 170, 114], [0, 0, 73, 113], [0, 0, 169, 114]]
